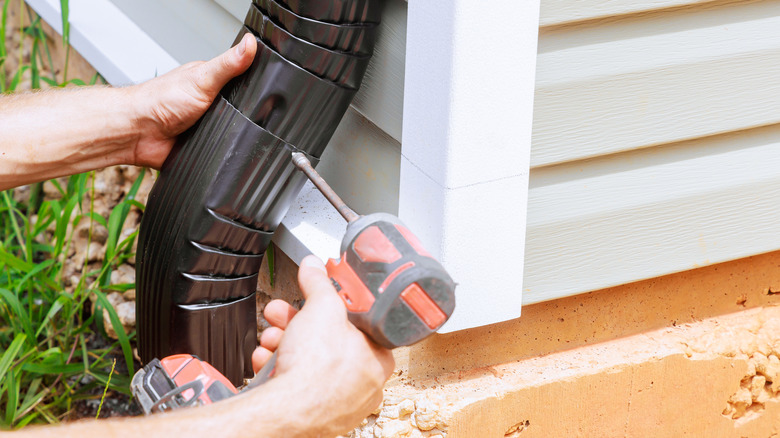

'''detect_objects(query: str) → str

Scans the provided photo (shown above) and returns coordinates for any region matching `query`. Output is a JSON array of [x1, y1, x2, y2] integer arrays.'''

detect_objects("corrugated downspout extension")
[[136, 0, 381, 385]]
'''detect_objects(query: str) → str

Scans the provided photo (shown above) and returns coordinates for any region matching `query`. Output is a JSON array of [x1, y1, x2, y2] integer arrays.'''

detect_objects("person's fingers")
[[264, 299, 298, 329], [297, 255, 348, 323], [252, 346, 274, 373], [194, 33, 256, 97], [260, 326, 285, 352]]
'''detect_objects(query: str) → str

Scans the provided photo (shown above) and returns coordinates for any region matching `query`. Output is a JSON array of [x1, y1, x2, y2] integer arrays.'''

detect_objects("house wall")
[[23, 0, 780, 325], [20, 0, 780, 434]]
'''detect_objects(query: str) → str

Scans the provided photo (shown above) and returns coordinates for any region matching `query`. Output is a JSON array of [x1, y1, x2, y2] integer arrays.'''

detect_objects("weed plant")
[[0, 0, 142, 427]]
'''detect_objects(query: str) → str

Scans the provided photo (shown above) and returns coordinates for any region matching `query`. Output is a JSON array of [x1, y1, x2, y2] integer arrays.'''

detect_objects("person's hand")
[[125, 33, 257, 169], [253, 255, 395, 435], [252, 298, 298, 370]]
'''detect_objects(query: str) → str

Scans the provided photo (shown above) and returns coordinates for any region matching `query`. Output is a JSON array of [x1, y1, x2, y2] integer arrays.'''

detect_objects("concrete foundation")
[[258, 249, 780, 437]]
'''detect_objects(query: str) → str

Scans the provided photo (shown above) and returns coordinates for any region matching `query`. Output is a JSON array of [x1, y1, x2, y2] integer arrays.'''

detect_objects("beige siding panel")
[[540, 0, 717, 27], [522, 126, 780, 304], [533, 3, 780, 167]]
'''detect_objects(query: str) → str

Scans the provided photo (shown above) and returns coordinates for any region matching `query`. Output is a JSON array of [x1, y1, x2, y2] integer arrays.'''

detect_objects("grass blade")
[[93, 291, 134, 375], [28, 17, 41, 90], [0, 0, 10, 93], [0, 289, 34, 341], [18, 378, 42, 410], [5, 367, 20, 425], [61, 78, 85, 86], [8, 65, 31, 93], [95, 359, 115, 419], [0, 249, 59, 291], [0, 334, 26, 380], [15, 258, 54, 294], [125, 199, 145, 211], [16, 378, 46, 423], [59, 0, 70, 81], [21, 362, 83, 375], [34, 295, 70, 338], [77, 211, 107, 229], [2, 191, 29, 261], [16, 412, 39, 428], [105, 170, 144, 264], [40, 76, 58, 87], [53, 195, 78, 259], [59, 0, 69, 45]]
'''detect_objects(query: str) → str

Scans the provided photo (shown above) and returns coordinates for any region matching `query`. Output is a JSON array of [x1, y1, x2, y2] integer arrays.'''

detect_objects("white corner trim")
[[25, 0, 179, 85], [401, 0, 539, 332]]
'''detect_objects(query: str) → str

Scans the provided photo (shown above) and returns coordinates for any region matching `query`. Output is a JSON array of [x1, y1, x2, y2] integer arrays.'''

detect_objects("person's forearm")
[[19, 374, 333, 438], [0, 87, 139, 190]]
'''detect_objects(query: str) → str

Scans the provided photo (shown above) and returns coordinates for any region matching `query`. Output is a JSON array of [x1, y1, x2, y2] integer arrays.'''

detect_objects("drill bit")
[[291, 152, 360, 223]]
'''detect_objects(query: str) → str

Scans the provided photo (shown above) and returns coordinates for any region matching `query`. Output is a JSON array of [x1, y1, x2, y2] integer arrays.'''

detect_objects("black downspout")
[[136, 0, 381, 386]]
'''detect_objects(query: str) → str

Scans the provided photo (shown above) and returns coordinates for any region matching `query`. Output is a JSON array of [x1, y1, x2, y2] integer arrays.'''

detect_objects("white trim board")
[[25, 0, 179, 85], [400, 0, 539, 332], [278, 106, 403, 265], [106, 0, 239, 65]]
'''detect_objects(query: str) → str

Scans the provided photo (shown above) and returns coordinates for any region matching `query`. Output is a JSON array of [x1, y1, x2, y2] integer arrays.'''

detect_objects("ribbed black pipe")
[[137, 0, 379, 385], [255, 0, 379, 54], [243, 4, 371, 89], [277, 0, 381, 25], [222, 27, 357, 157]]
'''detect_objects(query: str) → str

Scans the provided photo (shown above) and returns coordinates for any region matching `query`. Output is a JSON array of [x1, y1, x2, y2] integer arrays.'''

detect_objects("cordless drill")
[[291, 152, 456, 348]]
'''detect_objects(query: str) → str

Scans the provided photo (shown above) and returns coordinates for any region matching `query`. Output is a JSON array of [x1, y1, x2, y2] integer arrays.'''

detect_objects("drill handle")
[[327, 213, 456, 349]]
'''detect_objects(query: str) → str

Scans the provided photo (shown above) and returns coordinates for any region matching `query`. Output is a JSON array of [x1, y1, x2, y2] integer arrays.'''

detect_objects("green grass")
[[0, 0, 142, 428], [0, 172, 144, 428]]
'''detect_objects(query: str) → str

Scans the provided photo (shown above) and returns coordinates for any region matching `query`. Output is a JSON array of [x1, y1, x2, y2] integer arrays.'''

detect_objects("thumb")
[[297, 255, 346, 313], [195, 33, 257, 97]]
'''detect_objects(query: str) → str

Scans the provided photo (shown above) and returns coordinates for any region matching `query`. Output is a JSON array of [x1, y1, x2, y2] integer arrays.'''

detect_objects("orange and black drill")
[[291, 152, 456, 349]]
